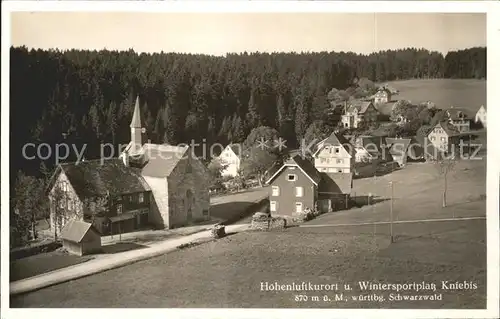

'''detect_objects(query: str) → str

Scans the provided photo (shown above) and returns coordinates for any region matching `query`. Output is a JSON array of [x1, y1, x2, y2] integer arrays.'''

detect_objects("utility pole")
[[390, 181, 394, 243]]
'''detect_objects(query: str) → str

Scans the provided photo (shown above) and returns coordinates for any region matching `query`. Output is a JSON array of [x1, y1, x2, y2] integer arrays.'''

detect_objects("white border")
[[1, 1, 499, 319]]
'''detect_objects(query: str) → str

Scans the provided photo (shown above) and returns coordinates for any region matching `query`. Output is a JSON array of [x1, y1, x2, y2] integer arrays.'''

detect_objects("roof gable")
[[266, 155, 321, 185], [226, 144, 242, 157], [314, 132, 353, 157]]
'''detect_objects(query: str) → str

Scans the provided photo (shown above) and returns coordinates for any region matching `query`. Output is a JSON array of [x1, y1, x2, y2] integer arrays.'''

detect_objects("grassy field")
[[376, 79, 486, 116], [10, 251, 94, 282], [10, 219, 485, 308], [10, 157, 486, 308]]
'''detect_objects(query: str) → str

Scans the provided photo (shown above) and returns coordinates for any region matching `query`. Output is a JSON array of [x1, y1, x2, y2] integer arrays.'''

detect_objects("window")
[[336, 159, 343, 164], [430, 136, 436, 141], [295, 187, 303, 197], [335, 148, 340, 154], [270, 201, 277, 212], [67, 200, 73, 210], [62, 182, 68, 192], [295, 202, 303, 213], [440, 137, 446, 142], [117, 204, 123, 214], [320, 158, 326, 164], [139, 193, 144, 203], [338, 169, 343, 173], [287, 174, 297, 181], [272, 186, 280, 196], [89, 202, 96, 212]]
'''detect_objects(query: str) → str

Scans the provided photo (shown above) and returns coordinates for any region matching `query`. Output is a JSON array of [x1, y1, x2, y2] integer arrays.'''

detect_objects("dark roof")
[[436, 121, 460, 136], [347, 101, 374, 114], [319, 173, 353, 195], [228, 144, 242, 157], [266, 155, 321, 185], [50, 158, 151, 199], [60, 220, 98, 243], [385, 138, 412, 157], [319, 131, 352, 148], [446, 107, 471, 120]]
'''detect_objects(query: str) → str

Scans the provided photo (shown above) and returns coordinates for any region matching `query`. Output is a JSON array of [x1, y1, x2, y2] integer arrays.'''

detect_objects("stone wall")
[[251, 213, 287, 231], [167, 155, 210, 228]]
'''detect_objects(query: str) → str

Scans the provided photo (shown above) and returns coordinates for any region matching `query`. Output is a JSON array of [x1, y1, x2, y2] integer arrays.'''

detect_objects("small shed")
[[60, 220, 102, 256]]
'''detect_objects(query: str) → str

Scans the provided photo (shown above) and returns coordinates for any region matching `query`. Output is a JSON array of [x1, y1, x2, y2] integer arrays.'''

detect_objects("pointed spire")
[[130, 96, 142, 128]]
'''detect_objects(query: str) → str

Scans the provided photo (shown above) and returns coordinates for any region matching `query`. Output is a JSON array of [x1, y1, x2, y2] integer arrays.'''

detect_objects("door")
[[295, 202, 303, 213], [186, 190, 193, 222]]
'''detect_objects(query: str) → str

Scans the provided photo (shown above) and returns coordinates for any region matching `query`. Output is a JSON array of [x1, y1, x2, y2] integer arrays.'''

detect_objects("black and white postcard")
[[1, 1, 499, 319]]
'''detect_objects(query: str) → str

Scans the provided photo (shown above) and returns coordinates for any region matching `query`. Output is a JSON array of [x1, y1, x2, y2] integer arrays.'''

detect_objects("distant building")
[[313, 131, 354, 173], [60, 220, 101, 256], [341, 100, 380, 129], [475, 105, 487, 128], [47, 96, 210, 237], [372, 87, 392, 105], [351, 136, 387, 163], [445, 107, 471, 133], [427, 121, 461, 153], [219, 144, 242, 177], [384, 137, 414, 167], [266, 155, 352, 217]]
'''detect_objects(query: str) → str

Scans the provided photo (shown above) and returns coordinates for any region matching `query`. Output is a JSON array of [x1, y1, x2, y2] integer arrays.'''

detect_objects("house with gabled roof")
[[47, 97, 210, 237], [218, 143, 242, 177], [427, 121, 461, 153], [475, 105, 487, 128], [60, 220, 101, 256], [266, 155, 353, 217], [341, 100, 380, 129], [313, 131, 354, 173], [350, 135, 387, 164]]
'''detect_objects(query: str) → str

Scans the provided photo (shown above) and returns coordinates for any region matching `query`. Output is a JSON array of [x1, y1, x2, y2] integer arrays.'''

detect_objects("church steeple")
[[130, 96, 142, 129], [130, 96, 143, 146]]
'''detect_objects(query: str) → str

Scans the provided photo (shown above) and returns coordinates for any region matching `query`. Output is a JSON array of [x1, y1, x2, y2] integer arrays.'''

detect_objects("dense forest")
[[10, 46, 486, 183]]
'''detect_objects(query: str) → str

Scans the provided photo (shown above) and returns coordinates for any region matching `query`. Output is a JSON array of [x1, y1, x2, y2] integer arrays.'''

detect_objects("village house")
[[341, 100, 380, 129], [351, 136, 387, 164], [313, 131, 354, 173], [445, 107, 471, 133], [475, 105, 487, 128], [47, 97, 210, 237], [266, 155, 353, 217], [218, 144, 242, 177], [60, 220, 102, 256], [427, 121, 461, 154], [372, 87, 392, 105]]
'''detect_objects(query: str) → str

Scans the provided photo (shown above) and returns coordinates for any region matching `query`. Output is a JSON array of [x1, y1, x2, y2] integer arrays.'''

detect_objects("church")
[[47, 97, 211, 236]]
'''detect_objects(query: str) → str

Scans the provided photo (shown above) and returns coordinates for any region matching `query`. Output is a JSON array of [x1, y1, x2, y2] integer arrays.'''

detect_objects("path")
[[10, 223, 250, 296]]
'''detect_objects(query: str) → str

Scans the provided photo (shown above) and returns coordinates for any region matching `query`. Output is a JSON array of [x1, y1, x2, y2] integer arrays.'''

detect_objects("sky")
[[10, 12, 486, 55]]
